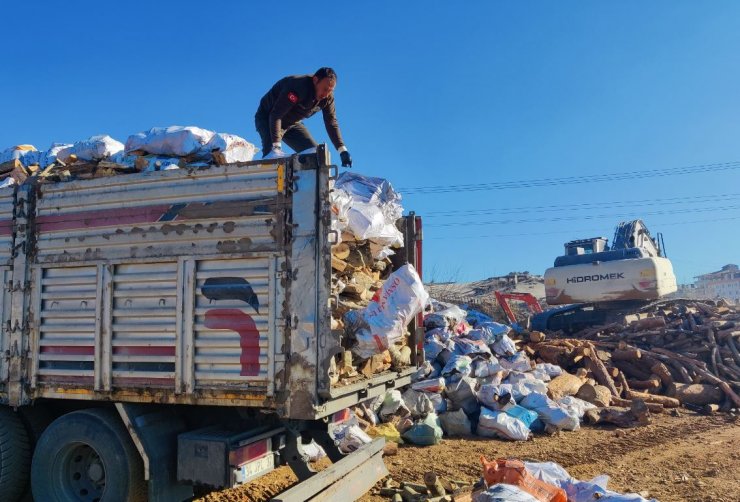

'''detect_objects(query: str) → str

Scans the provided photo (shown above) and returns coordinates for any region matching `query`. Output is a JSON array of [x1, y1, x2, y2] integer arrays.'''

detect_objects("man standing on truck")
[[255, 67, 352, 167]]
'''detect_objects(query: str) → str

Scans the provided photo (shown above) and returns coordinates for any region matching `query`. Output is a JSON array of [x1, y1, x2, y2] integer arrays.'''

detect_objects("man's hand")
[[264, 143, 288, 160], [340, 150, 352, 168]]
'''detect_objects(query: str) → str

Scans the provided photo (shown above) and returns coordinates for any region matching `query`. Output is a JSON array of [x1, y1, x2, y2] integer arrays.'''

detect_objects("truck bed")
[[0, 147, 419, 419]]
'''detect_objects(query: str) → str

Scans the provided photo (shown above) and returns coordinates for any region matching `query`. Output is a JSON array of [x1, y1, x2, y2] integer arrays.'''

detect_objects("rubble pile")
[[529, 299, 740, 420], [0, 126, 259, 185]]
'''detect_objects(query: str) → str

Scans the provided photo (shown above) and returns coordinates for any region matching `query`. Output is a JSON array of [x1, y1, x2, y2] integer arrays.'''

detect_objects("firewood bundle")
[[528, 299, 740, 416]]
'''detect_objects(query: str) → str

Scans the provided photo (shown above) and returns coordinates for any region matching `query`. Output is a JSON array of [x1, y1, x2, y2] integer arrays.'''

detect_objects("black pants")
[[255, 116, 318, 157]]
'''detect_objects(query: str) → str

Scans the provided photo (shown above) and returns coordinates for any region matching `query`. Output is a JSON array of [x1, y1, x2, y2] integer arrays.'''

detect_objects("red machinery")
[[494, 291, 543, 326]]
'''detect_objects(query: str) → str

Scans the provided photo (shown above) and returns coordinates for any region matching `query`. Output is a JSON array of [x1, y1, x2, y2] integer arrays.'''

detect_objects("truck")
[[532, 220, 678, 332], [0, 145, 423, 501]]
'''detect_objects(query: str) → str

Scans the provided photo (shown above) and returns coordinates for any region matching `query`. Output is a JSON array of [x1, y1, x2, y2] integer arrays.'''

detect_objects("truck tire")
[[0, 406, 32, 502], [31, 408, 147, 502], [18, 405, 54, 502]]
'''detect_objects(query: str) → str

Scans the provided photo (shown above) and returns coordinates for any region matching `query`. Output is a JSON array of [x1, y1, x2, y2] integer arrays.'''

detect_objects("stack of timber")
[[526, 299, 740, 421]]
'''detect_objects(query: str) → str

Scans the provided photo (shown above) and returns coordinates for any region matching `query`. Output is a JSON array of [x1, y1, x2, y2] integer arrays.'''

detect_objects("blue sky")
[[2, 1, 738, 284]]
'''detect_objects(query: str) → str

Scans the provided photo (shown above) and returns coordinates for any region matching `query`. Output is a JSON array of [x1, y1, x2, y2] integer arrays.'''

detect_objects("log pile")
[[527, 299, 740, 417], [330, 236, 407, 383]]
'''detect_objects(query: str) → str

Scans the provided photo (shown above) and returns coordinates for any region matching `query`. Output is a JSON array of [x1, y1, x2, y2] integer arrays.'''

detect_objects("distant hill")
[[426, 272, 545, 303]]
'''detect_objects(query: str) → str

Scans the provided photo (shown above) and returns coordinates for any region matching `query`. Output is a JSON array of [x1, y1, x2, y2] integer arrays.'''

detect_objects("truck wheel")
[[0, 406, 32, 502], [31, 408, 147, 502], [19, 405, 54, 502]]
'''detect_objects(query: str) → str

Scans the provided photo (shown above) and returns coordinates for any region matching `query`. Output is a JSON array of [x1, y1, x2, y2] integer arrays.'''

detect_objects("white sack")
[[57, 135, 124, 162], [125, 126, 215, 156]]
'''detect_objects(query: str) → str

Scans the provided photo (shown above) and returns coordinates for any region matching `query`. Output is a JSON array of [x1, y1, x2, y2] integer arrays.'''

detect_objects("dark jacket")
[[255, 74, 344, 148]]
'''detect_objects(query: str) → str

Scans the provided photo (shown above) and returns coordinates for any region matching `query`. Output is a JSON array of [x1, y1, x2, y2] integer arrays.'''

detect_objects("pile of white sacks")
[[336, 301, 602, 449], [0, 125, 259, 177]]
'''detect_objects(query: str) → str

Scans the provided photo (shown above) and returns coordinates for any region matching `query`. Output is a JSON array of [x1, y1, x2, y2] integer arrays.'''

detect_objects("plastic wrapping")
[[445, 376, 480, 415], [439, 409, 472, 436], [57, 135, 124, 163], [125, 126, 215, 156], [401, 413, 443, 445], [345, 264, 428, 359], [205, 133, 259, 163], [520, 393, 580, 431], [411, 377, 446, 393], [473, 484, 540, 502], [0, 145, 39, 166], [402, 388, 435, 417], [333, 423, 372, 453], [477, 407, 530, 440], [441, 354, 473, 377], [500, 352, 532, 372]]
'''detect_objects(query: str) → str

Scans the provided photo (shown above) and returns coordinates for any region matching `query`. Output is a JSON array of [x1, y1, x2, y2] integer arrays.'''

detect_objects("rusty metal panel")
[[33, 265, 98, 387], [192, 257, 273, 392], [0, 267, 12, 391], [0, 187, 14, 267], [110, 261, 179, 387], [33, 164, 282, 263]]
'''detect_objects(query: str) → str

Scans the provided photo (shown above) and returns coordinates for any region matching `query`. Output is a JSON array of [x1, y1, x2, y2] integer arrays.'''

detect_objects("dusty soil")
[[197, 412, 739, 502]]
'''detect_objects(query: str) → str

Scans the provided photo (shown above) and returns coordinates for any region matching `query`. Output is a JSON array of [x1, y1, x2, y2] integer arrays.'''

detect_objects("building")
[[694, 264, 740, 302]]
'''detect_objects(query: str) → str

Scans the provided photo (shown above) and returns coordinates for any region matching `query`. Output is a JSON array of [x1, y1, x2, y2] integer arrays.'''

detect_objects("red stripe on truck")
[[40, 345, 95, 355], [36, 204, 173, 232]]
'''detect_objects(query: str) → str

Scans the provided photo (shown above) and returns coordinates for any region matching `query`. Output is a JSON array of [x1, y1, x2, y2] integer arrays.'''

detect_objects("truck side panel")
[[25, 164, 288, 407]]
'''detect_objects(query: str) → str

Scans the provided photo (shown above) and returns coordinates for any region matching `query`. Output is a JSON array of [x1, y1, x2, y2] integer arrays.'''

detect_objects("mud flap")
[[273, 438, 388, 502]]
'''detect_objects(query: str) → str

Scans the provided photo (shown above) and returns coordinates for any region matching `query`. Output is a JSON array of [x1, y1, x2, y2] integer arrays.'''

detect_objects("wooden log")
[[726, 335, 740, 366], [616, 370, 630, 397], [332, 256, 348, 272], [625, 390, 680, 408], [653, 348, 740, 407], [612, 348, 642, 362], [667, 383, 724, 406], [631, 316, 666, 331], [331, 242, 351, 260], [612, 397, 664, 413], [584, 346, 620, 397], [529, 331, 546, 343], [424, 472, 446, 497], [627, 375, 661, 390], [613, 360, 653, 381], [576, 383, 612, 407], [548, 373, 584, 400], [650, 362, 674, 387]]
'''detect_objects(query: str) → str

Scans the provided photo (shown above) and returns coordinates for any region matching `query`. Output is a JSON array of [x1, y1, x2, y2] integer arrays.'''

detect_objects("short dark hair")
[[314, 67, 337, 82]]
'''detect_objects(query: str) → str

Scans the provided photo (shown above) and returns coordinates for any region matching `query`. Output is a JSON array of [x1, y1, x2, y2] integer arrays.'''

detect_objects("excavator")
[[532, 220, 678, 332]]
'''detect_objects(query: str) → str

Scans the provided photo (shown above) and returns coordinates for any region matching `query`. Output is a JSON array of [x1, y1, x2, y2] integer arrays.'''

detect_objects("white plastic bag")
[[499, 352, 532, 372], [520, 393, 580, 431], [491, 333, 518, 357], [441, 354, 472, 377], [557, 396, 596, 420], [402, 388, 435, 417], [478, 384, 516, 411], [439, 409, 471, 436], [346, 264, 428, 359], [301, 441, 327, 462], [472, 357, 505, 378], [205, 133, 259, 163], [411, 377, 445, 393], [473, 484, 540, 502], [39, 143, 73, 168], [476, 407, 530, 440], [57, 135, 124, 162], [125, 126, 215, 156], [379, 390, 408, 420], [0, 145, 38, 166], [333, 423, 372, 453]]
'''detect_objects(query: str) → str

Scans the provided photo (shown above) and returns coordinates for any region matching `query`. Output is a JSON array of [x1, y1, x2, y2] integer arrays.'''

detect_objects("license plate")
[[239, 454, 275, 484]]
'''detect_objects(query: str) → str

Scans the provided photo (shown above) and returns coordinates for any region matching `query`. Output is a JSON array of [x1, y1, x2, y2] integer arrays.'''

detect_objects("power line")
[[425, 204, 740, 227], [399, 161, 740, 194], [424, 214, 740, 240], [423, 192, 740, 217]]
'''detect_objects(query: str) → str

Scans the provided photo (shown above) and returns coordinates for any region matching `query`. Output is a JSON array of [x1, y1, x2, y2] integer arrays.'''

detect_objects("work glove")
[[340, 150, 352, 168], [263, 143, 288, 160]]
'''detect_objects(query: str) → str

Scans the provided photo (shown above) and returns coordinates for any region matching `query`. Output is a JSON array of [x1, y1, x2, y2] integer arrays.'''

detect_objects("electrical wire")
[[423, 192, 740, 217], [399, 160, 740, 194]]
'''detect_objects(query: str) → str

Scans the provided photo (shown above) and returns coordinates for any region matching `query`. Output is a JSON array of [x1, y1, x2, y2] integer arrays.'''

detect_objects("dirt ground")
[[196, 411, 739, 502]]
